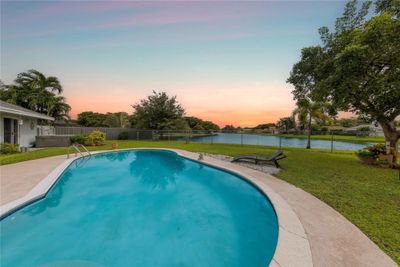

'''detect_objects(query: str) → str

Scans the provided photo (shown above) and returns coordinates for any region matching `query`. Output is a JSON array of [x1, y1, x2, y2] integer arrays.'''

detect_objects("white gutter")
[[0, 107, 54, 121]]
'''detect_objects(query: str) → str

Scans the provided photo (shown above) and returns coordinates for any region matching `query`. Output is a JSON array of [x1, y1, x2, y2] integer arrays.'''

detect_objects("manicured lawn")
[[0, 140, 399, 263], [261, 133, 385, 143]]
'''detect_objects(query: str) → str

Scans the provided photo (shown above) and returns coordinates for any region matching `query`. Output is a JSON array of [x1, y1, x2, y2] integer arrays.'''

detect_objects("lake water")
[[191, 133, 373, 151]]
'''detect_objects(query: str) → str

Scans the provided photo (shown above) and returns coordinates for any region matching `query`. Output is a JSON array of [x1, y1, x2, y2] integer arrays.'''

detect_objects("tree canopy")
[[131, 91, 187, 130], [0, 70, 71, 121], [184, 116, 220, 131], [287, 0, 400, 165], [77, 111, 130, 127]]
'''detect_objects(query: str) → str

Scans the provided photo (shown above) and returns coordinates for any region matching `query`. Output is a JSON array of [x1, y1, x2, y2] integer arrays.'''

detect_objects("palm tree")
[[0, 70, 71, 121], [277, 117, 296, 133], [15, 69, 63, 94], [293, 100, 330, 149]]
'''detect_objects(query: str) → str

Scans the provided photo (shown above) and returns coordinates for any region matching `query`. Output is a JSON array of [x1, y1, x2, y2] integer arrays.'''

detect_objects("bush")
[[0, 143, 19, 154], [84, 130, 106, 146], [355, 149, 376, 164], [320, 126, 329, 132], [70, 134, 86, 145], [358, 126, 371, 132], [311, 124, 321, 132], [355, 144, 386, 165], [118, 131, 129, 140], [330, 129, 344, 135], [366, 143, 386, 156]]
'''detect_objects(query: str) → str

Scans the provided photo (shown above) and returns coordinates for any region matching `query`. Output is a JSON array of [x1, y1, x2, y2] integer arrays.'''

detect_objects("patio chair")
[[231, 150, 287, 168]]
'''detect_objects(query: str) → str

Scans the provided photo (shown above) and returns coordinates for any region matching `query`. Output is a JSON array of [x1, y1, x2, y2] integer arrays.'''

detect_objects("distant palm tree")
[[277, 117, 295, 133], [293, 100, 330, 149]]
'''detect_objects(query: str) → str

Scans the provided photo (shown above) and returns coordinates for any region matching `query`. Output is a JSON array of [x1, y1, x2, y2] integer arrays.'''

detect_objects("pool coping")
[[0, 148, 313, 267]]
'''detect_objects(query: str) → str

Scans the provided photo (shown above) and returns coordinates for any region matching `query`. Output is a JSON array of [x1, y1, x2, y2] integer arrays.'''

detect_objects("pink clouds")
[[100, 4, 246, 29], [15, 1, 156, 22]]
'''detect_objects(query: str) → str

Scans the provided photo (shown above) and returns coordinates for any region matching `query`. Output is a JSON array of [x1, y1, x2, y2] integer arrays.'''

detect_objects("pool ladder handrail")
[[67, 144, 92, 168], [67, 143, 92, 159]]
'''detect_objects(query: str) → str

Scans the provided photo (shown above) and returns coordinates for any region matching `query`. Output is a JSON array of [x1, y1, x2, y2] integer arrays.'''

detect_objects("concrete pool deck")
[[0, 149, 397, 267]]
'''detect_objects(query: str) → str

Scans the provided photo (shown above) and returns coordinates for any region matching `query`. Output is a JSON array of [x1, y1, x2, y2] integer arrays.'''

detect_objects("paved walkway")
[[0, 152, 397, 267], [0, 155, 66, 205]]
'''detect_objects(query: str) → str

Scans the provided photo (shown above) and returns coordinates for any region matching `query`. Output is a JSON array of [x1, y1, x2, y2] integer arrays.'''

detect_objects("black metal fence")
[[47, 126, 385, 151]]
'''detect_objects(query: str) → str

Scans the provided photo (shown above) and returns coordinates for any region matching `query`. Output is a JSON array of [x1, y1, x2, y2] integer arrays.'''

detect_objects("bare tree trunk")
[[379, 121, 399, 168], [306, 113, 312, 149]]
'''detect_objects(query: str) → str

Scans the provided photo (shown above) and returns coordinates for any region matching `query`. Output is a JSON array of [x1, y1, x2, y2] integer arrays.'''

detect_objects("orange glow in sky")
[[65, 83, 296, 127]]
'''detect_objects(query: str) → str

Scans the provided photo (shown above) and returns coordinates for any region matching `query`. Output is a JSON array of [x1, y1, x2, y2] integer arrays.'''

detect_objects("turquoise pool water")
[[0, 150, 278, 267]]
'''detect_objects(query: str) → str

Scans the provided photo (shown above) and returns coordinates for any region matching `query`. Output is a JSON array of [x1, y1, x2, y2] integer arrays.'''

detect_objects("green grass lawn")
[[260, 133, 385, 143], [1, 140, 399, 263]]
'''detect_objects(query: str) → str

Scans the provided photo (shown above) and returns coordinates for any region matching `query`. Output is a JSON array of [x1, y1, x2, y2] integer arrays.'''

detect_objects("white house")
[[0, 100, 54, 148]]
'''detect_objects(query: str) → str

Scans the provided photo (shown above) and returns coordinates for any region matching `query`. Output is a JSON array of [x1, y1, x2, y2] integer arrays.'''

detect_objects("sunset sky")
[[1, 1, 346, 127]]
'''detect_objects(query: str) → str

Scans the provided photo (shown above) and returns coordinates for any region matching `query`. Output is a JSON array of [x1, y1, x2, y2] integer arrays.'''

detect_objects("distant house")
[[0, 100, 54, 147]]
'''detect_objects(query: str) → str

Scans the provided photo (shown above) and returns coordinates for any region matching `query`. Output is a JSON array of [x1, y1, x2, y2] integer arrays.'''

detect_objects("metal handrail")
[[75, 143, 91, 156], [67, 144, 91, 159]]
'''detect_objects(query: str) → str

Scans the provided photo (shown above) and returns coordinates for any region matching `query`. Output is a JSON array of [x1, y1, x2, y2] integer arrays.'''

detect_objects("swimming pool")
[[0, 150, 279, 267]]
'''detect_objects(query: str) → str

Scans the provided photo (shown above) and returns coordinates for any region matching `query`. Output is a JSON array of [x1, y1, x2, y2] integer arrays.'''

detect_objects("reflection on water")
[[104, 150, 130, 162], [129, 150, 185, 190], [22, 171, 73, 216]]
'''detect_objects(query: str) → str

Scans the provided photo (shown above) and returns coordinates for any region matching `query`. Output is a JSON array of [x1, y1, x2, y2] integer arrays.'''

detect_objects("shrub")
[[358, 126, 371, 132], [330, 129, 343, 135], [355, 143, 386, 165], [118, 131, 129, 140], [355, 149, 376, 164], [84, 130, 106, 146], [320, 126, 329, 132], [0, 143, 19, 154], [311, 124, 321, 132], [366, 143, 386, 156], [356, 150, 375, 158], [70, 134, 86, 145]]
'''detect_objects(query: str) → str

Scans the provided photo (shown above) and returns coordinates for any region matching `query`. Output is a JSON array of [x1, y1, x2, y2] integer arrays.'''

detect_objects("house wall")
[[0, 113, 38, 147]]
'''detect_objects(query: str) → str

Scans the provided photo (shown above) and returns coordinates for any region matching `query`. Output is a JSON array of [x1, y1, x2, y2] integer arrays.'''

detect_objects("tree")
[[276, 117, 295, 133], [288, 0, 400, 166], [221, 125, 236, 132], [254, 123, 275, 130], [193, 124, 204, 131], [184, 116, 203, 128], [77, 112, 107, 127], [184, 116, 220, 131], [0, 70, 71, 120], [104, 112, 130, 128], [292, 100, 331, 149], [201, 121, 220, 131], [132, 91, 186, 130]]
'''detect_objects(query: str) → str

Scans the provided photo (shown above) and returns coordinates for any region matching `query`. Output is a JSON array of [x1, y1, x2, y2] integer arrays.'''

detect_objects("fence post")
[[211, 133, 213, 145], [241, 132, 243, 145], [331, 133, 334, 153], [279, 136, 282, 149]]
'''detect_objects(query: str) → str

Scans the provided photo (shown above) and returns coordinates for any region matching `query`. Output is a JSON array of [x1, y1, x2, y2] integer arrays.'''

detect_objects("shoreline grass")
[[0, 140, 398, 263]]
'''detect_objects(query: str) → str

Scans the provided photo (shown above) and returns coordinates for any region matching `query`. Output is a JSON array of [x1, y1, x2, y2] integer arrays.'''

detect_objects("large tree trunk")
[[306, 113, 312, 149], [379, 121, 400, 168]]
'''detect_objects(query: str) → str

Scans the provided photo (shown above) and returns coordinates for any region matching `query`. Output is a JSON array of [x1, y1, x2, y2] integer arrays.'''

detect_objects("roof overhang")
[[0, 107, 55, 121]]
